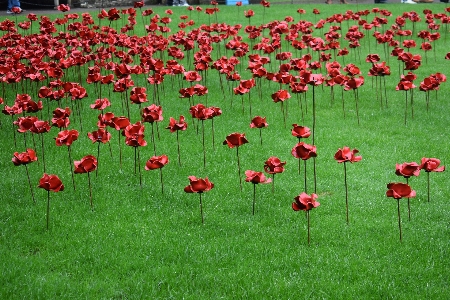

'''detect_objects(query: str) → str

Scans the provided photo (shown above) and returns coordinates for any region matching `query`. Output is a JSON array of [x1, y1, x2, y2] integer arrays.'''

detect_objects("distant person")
[[7, 0, 22, 13], [401, 0, 417, 3], [172, 0, 190, 6]]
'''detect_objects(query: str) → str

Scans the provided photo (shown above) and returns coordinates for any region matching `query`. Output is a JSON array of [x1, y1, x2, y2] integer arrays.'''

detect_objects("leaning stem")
[[88, 172, 93, 210], [397, 199, 402, 242], [25, 164, 36, 204], [46, 190, 50, 230], [406, 177, 411, 221], [307, 210, 311, 246], [427, 172, 430, 203], [41, 134, 46, 173], [176, 130, 181, 167], [68, 146, 76, 190], [343, 162, 349, 224], [237, 147, 242, 191], [202, 120, 206, 169], [252, 183, 256, 215], [199, 192, 204, 224], [138, 147, 142, 189], [304, 159, 307, 193], [159, 168, 164, 194]]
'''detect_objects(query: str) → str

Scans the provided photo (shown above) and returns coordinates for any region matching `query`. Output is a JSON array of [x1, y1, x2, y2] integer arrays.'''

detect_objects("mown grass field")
[[1, 3, 449, 299]]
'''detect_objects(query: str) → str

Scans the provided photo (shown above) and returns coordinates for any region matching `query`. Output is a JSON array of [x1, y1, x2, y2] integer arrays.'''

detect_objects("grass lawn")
[[1, 3, 449, 299]]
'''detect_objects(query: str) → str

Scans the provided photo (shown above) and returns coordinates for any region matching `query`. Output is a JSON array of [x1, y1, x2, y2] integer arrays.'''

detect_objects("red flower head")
[[166, 115, 188, 132], [88, 129, 111, 144], [264, 156, 286, 174], [223, 133, 249, 148], [250, 116, 268, 128], [30, 120, 51, 134], [130, 87, 148, 104], [271, 89, 291, 103], [184, 176, 214, 193], [51, 107, 71, 129], [57, 4, 70, 12], [142, 104, 163, 123], [134, 0, 144, 8], [291, 124, 311, 139], [260, 0, 270, 7], [291, 142, 317, 160], [236, 1, 242, 6], [419, 158, 445, 173], [245, 170, 272, 184], [112, 116, 131, 131], [15, 116, 38, 133], [12, 149, 38, 166], [90, 98, 111, 110], [395, 162, 420, 178], [386, 183, 416, 199], [74, 155, 98, 173], [55, 129, 79, 147], [145, 155, 169, 170], [245, 9, 254, 18], [38, 174, 64, 192], [183, 71, 202, 82], [189, 104, 213, 120], [334, 147, 362, 163], [292, 192, 320, 211], [123, 121, 147, 147]]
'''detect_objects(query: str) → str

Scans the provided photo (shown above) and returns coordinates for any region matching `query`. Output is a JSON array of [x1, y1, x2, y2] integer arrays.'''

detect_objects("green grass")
[[1, 3, 450, 299]]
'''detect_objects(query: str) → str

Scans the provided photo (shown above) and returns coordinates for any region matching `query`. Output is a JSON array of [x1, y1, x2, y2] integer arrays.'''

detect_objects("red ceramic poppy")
[[223, 133, 249, 148], [74, 155, 98, 173], [245, 170, 272, 184], [55, 129, 79, 147], [51, 107, 71, 129], [250, 116, 268, 128], [112, 116, 131, 131], [123, 121, 147, 147], [419, 158, 445, 172], [271, 90, 291, 103], [334, 147, 362, 163], [130, 87, 148, 104], [14, 116, 38, 133], [166, 115, 188, 132], [145, 155, 169, 170], [264, 156, 286, 174], [291, 142, 317, 160], [90, 98, 111, 110], [12, 149, 38, 166], [184, 176, 214, 193], [30, 120, 51, 134], [291, 124, 311, 139], [292, 192, 320, 211], [395, 162, 420, 178], [386, 183, 416, 199], [88, 129, 111, 144], [38, 173, 65, 192], [142, 104, 163, 123]]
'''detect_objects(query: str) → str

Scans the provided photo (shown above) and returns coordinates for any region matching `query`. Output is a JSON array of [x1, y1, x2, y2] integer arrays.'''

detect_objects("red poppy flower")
[[395, 162, 420, 178], [166, 115, 188, 132], [223, 132, 248, 148], [184, 176, 214, 193], [88, 129, 111, 144], [271, 89, 291, 103], [183, 71, 202, 82], [419, 158, 445, 172], [189, 104, 213, 120], [250, 116, 268, 128], [123, 121, 147, 147], [291, 142, 317, 160], [264, 156, 286, 174], [386, 182, 416, 199], [292, 192, 320, 211], [112, 116, 131, 131], [14, 116, 38, 133], [90, 98, 111, 110], [30, 120, 51, 134], [130, 87, 148, 104], [142, 104, 163, 123], [55, 129, 79, 147], [145, 155, 169, 170], [57, 4, 70, 12], [291, 124, 311, 139], [74, 155, 98, 173], [38, 173, 64, 192], [245, 9, 254, 18], [134, 0, 144, 8], [245, 170, 272, 184], [51, 107, 71, 129], [334, 147, 362, 163], [12, 149, 37, 166]]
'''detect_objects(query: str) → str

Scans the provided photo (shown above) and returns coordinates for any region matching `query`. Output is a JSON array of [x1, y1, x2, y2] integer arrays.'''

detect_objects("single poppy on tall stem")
[[223, 133, 249, 191], [112, 116, 131, 169], [166, 115, 187, 166], [386, 182, 416, 242], [292, 192, 320, 246], [250, 116, 268, 145], [395, 162, 420, 221], [291, 124, 311, 174], [12, 148, 38, 203], [245, 170, 272, 215], [419, 158, 445, 203], [184, 176, 214, 224], [74, 155, 98, 210], [334, 147, 362, 224], [263, 156, 286, 193], [38, 173, 64, 230], [30, 120, 50, 173], [87, 129, 111, 177], [291, 142, 317, 193], [145, 155, 169, 194], [55, 129, 79, 190], [123, 121, 147, 188], [142, 104, 163, 156]]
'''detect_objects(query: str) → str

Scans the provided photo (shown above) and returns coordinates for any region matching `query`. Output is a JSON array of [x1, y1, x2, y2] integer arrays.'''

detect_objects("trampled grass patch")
[[1, 3, 449, 299]]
